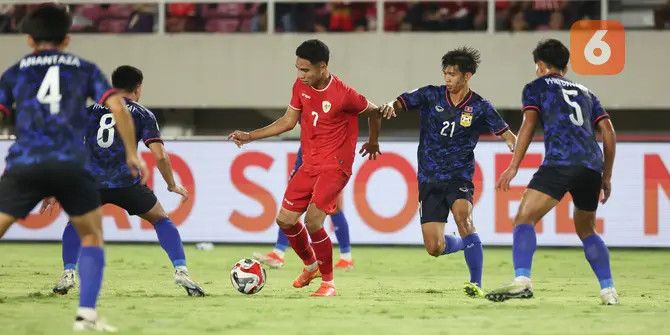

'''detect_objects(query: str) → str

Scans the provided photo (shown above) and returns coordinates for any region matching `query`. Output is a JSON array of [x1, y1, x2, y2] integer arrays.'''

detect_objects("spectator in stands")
[[472, 2, 487, 30], [0, 5, 13, 33], [248, 3, 267, 32], [166, 3, 203, 32], [655, 0, 670, 29], [127, 4, 156, 32], [0, 1, 615, 34], [525, 0, 565, 29], [510, 10, 529, 32], [401, 2, 423, 31], [384, 2, 407, 31], [352, 2, 375, 31], [70, 5, 98, 32], [547, 11, 564, 30], [330, 2, 354, 32]]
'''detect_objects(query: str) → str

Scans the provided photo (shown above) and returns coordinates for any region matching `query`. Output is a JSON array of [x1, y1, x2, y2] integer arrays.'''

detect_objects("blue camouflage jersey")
[[0, 50, 116, 171], [294, 147, 303, 170], [85, 99, 162, 189], [288, 147, 304, 178], [398, 86, 509, 183], [522, 74, 609, 172]]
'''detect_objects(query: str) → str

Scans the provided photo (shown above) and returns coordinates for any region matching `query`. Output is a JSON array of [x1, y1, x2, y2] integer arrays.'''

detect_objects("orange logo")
[[570, 20, 625, 75]]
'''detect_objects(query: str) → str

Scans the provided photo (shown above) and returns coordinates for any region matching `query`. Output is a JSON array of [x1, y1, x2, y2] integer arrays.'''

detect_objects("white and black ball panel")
[[230, 258, 266, 294]]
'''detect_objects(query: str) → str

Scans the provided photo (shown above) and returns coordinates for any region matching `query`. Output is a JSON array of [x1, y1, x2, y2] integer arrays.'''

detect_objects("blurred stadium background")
[[0, 1, 668, 334]]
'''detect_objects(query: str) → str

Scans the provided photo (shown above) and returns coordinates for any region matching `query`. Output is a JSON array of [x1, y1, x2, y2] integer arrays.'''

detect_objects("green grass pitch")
[[0, 243, 668, 334]]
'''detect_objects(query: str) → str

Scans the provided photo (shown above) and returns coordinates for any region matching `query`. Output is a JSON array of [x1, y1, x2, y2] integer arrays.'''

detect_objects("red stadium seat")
[[204, 18, 240, 32]]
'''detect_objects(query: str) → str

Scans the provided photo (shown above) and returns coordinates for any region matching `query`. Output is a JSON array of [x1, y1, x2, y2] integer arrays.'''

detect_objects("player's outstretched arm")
[[359, 102, 382, 160], [496, 110, 539, 191], [228, 107, 300, 148], [598, 118, 616, 204], [499, 129, 517, 152], [148, 142, 188, 201], [105, 95, 148, 183], [379, 100, 404, 119]]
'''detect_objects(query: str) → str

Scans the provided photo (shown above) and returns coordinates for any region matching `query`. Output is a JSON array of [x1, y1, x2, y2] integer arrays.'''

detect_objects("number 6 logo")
[[570, 20, 625, 75]]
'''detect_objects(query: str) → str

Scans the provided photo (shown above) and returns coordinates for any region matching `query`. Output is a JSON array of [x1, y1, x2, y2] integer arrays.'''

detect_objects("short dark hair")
[[532, 39, 570, 71], [20, 3, 71, 44], [296, 39, 330, 65], [441, 47, 481, 74], [112, 65, 143, 91]]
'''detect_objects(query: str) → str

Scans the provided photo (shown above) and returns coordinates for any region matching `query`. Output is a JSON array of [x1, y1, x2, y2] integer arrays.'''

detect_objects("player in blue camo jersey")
[[486, 39, 619, 305], [43, 65, 205, 297], [380, 47, 517, 298], [0, 4, 146, 332], [254, 146, 355, 270]]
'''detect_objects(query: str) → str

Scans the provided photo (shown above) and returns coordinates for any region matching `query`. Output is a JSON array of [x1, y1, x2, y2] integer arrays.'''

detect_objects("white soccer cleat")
[[73, 315, 118, 332], [174, 269, 205, 297], [53, 269, 76, 295], [600, 287, 620, 305], [485, 276, 534, 302]]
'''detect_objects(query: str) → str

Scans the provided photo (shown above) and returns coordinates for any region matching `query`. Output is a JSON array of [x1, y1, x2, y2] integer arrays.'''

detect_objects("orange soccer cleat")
[[310, 282, 337, 297], [252, 251, 285, 269], [334, 258, 354, 271], [292, 268, 321, 288]]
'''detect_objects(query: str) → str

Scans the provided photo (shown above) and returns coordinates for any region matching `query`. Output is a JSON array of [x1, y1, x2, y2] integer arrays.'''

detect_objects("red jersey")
[[288, 75, 369, 176]]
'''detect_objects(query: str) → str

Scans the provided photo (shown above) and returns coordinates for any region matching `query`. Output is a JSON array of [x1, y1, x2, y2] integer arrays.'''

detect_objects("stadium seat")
[[205, 18, 240, 32]]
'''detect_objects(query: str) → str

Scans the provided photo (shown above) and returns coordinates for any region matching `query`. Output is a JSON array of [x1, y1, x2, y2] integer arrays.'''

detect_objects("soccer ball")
[[230, 258, 267, 294]]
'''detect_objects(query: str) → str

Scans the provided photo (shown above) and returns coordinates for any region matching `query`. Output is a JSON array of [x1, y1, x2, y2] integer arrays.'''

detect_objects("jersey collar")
[[445, 88, 473, 109], [311, 75, 334, 92]]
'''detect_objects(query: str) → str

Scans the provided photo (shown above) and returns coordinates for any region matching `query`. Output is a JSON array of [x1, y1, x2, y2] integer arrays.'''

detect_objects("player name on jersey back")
[[543, 76, 588, 92], [19, 54, 81, 69]]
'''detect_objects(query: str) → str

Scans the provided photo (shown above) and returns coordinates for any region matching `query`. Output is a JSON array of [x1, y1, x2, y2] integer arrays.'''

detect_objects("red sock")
[[309, 227, 333, 281], [280, 222, 316, 266]]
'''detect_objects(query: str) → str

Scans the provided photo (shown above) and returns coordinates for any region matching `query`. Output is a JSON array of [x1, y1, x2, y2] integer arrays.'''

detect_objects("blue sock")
[[442, 235, 463, 255], [62, 222, 80, 271], [463, 233, 483, 287], [154, 218, 186, 268], [78, 246, 104, 309], [331, 211, 351, 254], [582, 234, 614, 289], [513, 223, 536, 278], [275, 230, 289, 252]]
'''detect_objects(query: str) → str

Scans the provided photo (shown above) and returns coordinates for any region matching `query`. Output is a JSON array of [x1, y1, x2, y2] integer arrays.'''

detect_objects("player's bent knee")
[[453, 213, 472, 227], [573, 209, 597, 240], [304, 216, 326, 233], [276, 218, 294, 230], [576, 230, 595, 240], [425, 241, 444, 257], [276, 209, 300, 229], [72, 222, 103, 246], [575, 224, 596, 240], [70, 208, 104, 246], [303, 203, 328, 232], [140, 202, 168, 224], [513, 212, 536, 226], [456, 221, 476, 236], [142, 212, 169, 225]]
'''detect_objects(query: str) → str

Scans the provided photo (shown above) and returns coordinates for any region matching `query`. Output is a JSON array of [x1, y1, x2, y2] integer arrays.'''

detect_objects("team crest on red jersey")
[[322, 101, 332, 113]]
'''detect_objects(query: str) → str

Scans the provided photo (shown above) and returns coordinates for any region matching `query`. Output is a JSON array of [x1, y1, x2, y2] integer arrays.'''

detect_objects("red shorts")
[[282, 166, 349, 214]]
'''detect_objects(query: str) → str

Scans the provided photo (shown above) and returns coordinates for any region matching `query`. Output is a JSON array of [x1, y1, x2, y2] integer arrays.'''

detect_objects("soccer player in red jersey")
[[229, 39, 382, 296]]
